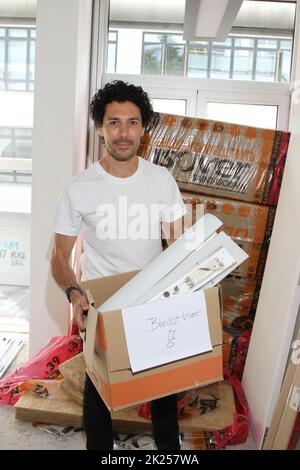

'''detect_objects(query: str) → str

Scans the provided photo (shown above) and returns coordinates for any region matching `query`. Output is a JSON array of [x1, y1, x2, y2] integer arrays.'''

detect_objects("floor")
[[0, 334, 257, 451]]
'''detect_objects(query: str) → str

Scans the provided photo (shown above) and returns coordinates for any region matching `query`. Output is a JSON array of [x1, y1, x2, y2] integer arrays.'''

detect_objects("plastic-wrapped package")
[[287, 412, 300, 450], [137, 372, 249, 450], [222, 328, 252, 380], [139, 113, 290, 206], [0, 335, 82, 405], [220, 275, 261, 329], [182, 192, 275, 279]]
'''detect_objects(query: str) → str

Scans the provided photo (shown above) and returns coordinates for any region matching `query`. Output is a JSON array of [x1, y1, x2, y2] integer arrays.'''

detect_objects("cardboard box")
[[81, 271, 223, 412], [138, 113, 290, 206], [263, 331, 300, 450], [182, 192, 275, 279], [112, 380, 235, 434], [272, 364, 300, 449]]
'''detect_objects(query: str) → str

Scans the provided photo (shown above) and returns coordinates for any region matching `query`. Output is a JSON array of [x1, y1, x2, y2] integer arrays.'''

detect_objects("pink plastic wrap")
[[0, 335, 82, 405]]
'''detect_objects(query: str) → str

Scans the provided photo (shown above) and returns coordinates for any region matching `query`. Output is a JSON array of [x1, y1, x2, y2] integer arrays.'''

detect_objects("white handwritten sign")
[[122, 290, 212, 373]]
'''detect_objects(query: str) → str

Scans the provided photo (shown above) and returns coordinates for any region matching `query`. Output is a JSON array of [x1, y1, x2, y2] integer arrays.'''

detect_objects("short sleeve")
[[53, 183, 82, 236], [160, 173, 187, 223]]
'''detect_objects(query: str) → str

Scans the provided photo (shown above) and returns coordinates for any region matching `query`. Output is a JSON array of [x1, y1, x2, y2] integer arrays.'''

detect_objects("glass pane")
[[232, 49, 254, 80], [0, 128, 10, 136], [256, 50, 276, 82], [144, 33, 164, 43], [29, 82, 34, 91], [280, 50, 292, 82], [258, 39, 277, 49], [8, 40, 27, 80], [165, 45, 184, 76], [0, 137, 11, 156], [0, 40, 4, 80], [210, 48, 231, 79], [9, 29, 27, 38], [143, 44, 162, 74], [0, 138, 13, 157], [7, 82, 26, 91], [234, 37, 254, 48], [207, 102, 278, 129], [212, 38, 232, 46], [106, 43, 116, 73], [187, 47, 208, 78], [30, 40, 35, 80], [108, 31, 117, 42], [16, 173, 32, 183], [280, 39, 292, 50], [166, 34, 184, 44], [30, 29, 36, 38], [15, 129, 32, 137], [0, 29, 5, 37], [14, 138, 32, 158], [151, 98, 186, 115], [0, 172, 14, 182]]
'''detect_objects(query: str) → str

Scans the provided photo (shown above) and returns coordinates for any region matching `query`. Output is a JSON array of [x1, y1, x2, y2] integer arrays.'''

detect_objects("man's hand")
[[70, 290, 90, 332]]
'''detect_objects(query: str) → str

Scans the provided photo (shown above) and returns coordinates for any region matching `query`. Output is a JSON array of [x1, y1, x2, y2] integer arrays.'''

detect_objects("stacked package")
[[139, 113, 290, 379]]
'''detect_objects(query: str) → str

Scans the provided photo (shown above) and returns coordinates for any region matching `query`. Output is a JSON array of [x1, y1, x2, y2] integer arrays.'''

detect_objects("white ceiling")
[[0, 0, 296, 31], [0, 0, 36, 18], [110, 0, 296, 30]]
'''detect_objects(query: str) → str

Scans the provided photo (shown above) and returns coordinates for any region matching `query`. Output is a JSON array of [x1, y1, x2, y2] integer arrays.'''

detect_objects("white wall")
[[242, 2, 300, 449], [29, 0, 93, 356]]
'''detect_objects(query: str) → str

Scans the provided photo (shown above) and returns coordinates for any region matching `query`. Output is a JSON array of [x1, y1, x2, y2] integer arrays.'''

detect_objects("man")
[[51, 80, 186, 450]]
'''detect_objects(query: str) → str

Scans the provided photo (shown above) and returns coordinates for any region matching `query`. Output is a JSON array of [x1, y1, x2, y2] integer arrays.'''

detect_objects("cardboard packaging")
[[182, 192, 275, 279], [138, 113, 290, 206], [81, 271, 223, 412], [14, 380, 83, 428], [112, 380, 235, 434], [263, 331, 300, 450]]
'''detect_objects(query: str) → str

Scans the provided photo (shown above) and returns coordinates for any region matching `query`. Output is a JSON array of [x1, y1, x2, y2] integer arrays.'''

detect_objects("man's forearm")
[[51, 253, 79, 292]]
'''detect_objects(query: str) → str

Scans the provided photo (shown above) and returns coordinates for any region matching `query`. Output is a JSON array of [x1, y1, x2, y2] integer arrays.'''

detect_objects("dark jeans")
[[83, 374, 180, 450]]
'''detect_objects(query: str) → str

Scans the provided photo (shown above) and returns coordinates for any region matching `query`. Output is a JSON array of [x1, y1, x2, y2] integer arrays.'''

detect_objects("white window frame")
[[103, 73, 198, 116], [103, 72, 290, 130], [195, 78, 290, 130]]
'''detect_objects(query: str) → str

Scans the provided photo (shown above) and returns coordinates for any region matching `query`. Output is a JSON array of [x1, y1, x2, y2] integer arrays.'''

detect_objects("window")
[[188, 44, 208, 78], [106, 30, 118, 73], [151, 98, 187, 115], [233, 49, 254, 81], [0, 127, 32, 183], [0, 26, 35, 92], [127, 30, 293, 83], [0, 26, 34, 327], [206, 102, 278, 129], [142, 33, 187, 76]]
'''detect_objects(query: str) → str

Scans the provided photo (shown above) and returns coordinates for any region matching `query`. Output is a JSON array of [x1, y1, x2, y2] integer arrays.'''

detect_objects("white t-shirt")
[[54, 157, 186, 280]]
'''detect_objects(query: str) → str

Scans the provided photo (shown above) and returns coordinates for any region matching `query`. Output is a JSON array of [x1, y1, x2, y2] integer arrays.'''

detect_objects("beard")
[[105, 139, 139, 161]]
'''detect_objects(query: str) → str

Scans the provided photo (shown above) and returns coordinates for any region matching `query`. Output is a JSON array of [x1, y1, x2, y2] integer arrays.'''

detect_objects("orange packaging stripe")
[[96, 315, 107, 351], [108, 355, 222, 408], [87, 365, 112, 406]]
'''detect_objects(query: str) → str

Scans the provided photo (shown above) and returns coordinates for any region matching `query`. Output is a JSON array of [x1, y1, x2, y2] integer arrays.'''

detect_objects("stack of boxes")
[[139, 113, 290, 379]]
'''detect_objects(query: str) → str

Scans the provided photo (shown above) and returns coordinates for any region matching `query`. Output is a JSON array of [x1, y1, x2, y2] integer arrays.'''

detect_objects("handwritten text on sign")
[[122, 290, 212, 373]]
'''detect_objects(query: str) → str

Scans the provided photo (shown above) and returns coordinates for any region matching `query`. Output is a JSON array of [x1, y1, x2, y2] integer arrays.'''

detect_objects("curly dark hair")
[[90, 80, 153, 128]]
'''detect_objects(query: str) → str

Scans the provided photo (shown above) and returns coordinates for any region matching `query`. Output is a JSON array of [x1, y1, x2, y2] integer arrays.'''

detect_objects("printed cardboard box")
[[182, 192, 275, 279], [81, 271, 223, 412], [138, 113, 290, 206]]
